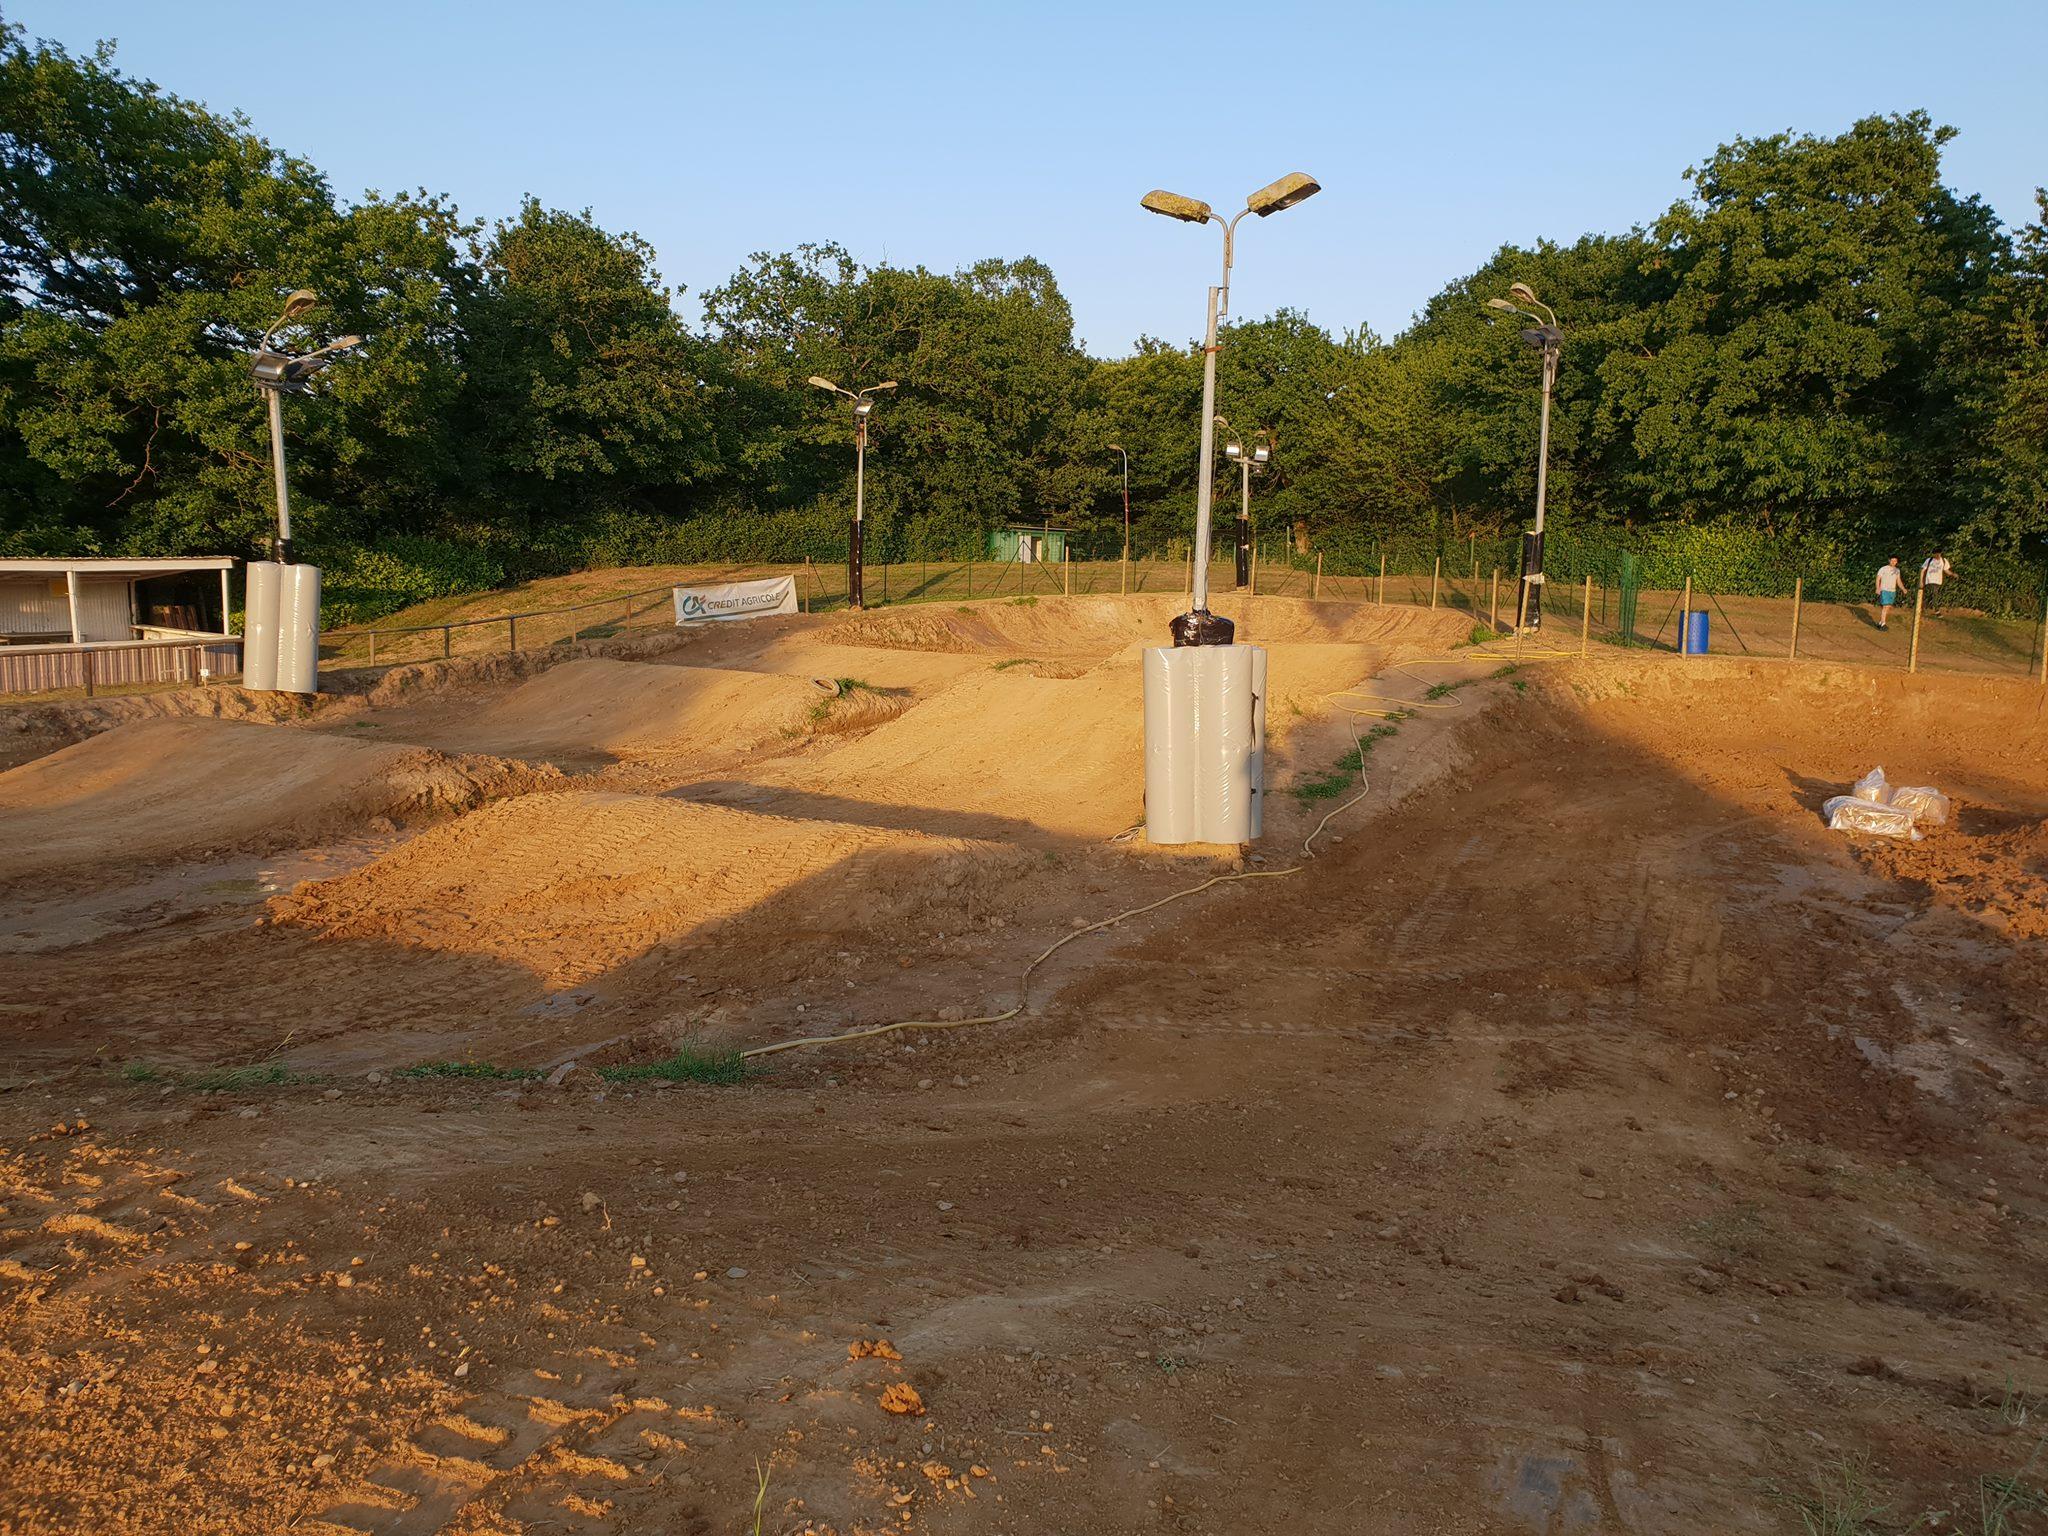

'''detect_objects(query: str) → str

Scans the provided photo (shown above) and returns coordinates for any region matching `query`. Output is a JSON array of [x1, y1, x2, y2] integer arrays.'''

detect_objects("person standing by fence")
[[1919, 550, 1954, 613], [1875, 557, 1903, 629]]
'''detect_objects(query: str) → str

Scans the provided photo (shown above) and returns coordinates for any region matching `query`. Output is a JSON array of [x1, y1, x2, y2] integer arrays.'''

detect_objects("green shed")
[[987, 525, 1070, 564]]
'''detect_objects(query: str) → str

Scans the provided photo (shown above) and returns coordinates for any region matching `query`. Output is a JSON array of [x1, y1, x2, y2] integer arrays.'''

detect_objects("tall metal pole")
[[1191, 281, 1224, 614], [849, 413, 866, 610], [266, 388, 294, 565], [1235, 455, 1251, 589], [1522, 343, 1555, 633]]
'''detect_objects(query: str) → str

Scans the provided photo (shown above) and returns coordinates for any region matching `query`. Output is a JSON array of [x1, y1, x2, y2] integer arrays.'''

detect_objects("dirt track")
[[3, 596, 2046, 1534]]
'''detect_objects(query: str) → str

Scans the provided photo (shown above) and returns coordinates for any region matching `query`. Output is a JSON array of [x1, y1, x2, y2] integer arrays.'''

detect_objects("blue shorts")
[[1878, 591, 1897, 607]]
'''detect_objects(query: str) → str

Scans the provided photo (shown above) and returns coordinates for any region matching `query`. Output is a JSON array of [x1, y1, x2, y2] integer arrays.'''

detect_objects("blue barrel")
[[1681, 609, 1710, 655]]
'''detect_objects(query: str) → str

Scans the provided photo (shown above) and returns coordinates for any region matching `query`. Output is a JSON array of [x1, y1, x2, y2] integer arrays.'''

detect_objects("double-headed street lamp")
[[1485, 283, 1562, 632], [808, 375, 897, 610], [249, 289, 361, 564], [1141, 171, 1319, 645], [1218, 420, 1272, 589]]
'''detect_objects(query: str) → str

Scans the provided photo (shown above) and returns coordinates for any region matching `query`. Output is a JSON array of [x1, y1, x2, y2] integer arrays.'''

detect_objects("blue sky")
[[11, 1, 2046, 355]]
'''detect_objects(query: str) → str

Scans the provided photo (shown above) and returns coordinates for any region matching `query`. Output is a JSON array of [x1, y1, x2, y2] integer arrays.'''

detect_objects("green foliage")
[[597, 1047, 753, 1085], [391, 1061, 539, 1081], [0, 27, 2043, 607], [1294, 725, 1398, 803]]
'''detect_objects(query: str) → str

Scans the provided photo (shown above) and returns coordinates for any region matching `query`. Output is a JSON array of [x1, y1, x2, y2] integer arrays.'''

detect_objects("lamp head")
[[280, 289, 317, 321], [1107, 443, 1124, 452], [866, 380, 898, 394], [1246, 172, 1320, 217], [1141, 189, 1214, 224], [853, 399, 875, 417], [1485, 297, 1519, 313], [1252, 442, 1271, 465], [1508, 282, 1540, 306]]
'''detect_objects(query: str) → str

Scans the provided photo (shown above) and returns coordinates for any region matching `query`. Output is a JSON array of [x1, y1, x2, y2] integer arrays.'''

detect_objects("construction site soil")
[[2, 594, 2045, 1535]]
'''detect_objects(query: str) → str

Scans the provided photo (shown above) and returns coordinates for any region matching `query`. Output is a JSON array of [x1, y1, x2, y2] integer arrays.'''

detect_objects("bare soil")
[[2, 596, 2045, 1535]]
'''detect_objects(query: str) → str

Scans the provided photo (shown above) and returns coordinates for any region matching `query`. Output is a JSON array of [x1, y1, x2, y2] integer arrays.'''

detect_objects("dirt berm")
[[0, 717, 549, 883]]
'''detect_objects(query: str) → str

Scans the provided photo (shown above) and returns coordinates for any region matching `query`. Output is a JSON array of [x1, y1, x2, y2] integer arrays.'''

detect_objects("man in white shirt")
[[1874, 558, 1902, 628], [1919, 550, 1954, 612]]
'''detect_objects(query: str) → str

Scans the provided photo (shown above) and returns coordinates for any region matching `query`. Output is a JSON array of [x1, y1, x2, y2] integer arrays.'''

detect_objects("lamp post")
[[249, 289, 361, 564], [1484, 283, 1561, 632], [1140, 171, 1319, 645], [1217, 419, 1271, 589], [808, 376, 898, 610], [1107, 444, 1131, 586]]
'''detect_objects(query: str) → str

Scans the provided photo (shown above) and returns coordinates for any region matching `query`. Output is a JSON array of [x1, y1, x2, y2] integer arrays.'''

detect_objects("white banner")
[[672, 576, 799, 625]]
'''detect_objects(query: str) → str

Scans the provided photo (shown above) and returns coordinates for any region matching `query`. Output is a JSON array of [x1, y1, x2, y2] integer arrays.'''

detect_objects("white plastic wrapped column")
[[1142, 644, 1266, 844], [242, 560, 280, 693], [275, 562, 322, 695]]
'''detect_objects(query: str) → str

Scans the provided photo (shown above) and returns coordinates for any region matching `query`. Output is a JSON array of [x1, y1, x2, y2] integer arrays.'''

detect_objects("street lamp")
[[1141, 170, 1319, 645], [1217, 418, 1272, 590], [1485, 286, 1562, 632], [1107, 444, 1132, 592], [250, 290, 361, 565], [808, 375, 898, 610]]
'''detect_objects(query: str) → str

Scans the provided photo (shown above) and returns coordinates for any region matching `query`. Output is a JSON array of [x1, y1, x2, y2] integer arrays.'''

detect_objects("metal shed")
[[987, 525, 1070, 564], [0, 557, 241, 695]]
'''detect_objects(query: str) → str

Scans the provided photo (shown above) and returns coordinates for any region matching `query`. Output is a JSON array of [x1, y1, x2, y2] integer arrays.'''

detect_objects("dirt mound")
[[395, 657, 839, 764], [755, 666, 1145, 839], [0, 718, 546, 882], [1860, 810, 2048, 940], [823, 595, 1471, 657], [267, 790, 976, 986]]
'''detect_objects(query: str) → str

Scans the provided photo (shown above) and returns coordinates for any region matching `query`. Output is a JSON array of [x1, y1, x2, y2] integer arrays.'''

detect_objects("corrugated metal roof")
[[0, 557, 235, 574]]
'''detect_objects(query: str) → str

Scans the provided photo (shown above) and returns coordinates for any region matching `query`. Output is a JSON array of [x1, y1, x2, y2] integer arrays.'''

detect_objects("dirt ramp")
[[823, 594, 1474, 656], [760, 665, 1145, 839], [268, 790, 977, 986], [0, 718, 543, 881], [399, 657, 837, 764]]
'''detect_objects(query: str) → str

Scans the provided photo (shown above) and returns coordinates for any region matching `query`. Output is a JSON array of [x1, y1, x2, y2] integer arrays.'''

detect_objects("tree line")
[[3, 23, 2044, 618]]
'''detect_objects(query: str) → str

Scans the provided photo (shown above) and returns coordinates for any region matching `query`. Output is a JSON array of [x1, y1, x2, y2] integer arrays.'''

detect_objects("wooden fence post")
[[507, 616, 517, 655], [1489, 569, 1499, 632], [1063, 549, 1072, 597], [443, 625, 452, 659], [1377, 551, 1387, 605], [1789, 577, 1802, 659], [1909, 585, 1924, 674], [83, 647, 94, 699], [1679, 577, 1692, 654], [1580, 574, 1593, 657], [1249, 544, 1258, 597], [1313, 551, 1323, 600], [367, 630, 376, 668], [1429, 555, 1440, 610]]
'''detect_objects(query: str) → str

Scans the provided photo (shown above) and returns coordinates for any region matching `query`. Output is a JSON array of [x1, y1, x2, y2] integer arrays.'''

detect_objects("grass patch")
[[807, 676, 879, 727], [124, 1061, 318, 1090], [1466, 625, 1493, 646], [990, 657, 1037, 671], [597, 1047, 753, 1086], [392, 1061, 539, 1081], [1425, 678, 1475, 701], [1293, 724, 1398, 804], [1767, 1458, 1890, 1535], [1007, 594, 1038, 606]]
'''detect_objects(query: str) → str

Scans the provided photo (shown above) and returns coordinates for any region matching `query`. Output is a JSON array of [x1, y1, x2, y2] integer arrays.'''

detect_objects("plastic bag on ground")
[[1888, 785, 1952, 825], [1823, 794, 1922, 840], [1851, 766, 1891, 803]]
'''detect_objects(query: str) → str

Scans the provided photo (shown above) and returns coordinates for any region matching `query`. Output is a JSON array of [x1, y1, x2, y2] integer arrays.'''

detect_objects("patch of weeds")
[[1596, 631, 1644, 648], [1425, 678, 1474, 701], [598, 1047, 753, 1086], [1766, 1457, 1890, 1535], [121, 1063, 162, 1084], [1154, 1354, 1192, 1375], [807, 676, 878, 727], [1466, 625, 1493, 647], [186, 1064, 316, 1091], [1008, 594, 1038, 606], [990, 657, 1038, 671], [392, 1061, 539, 1081], [1490, 664, 1520, 679], [748, 1461, 772, 1536], [1293, 724, 1398, 804]]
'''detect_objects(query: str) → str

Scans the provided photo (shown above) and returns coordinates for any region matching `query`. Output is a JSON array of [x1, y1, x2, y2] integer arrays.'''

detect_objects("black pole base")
[[1170, 608, 1236, 647], [1519, 528, 1544, 632], [847, 517, 863, 611], [1234, 517, 1250, 590]]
